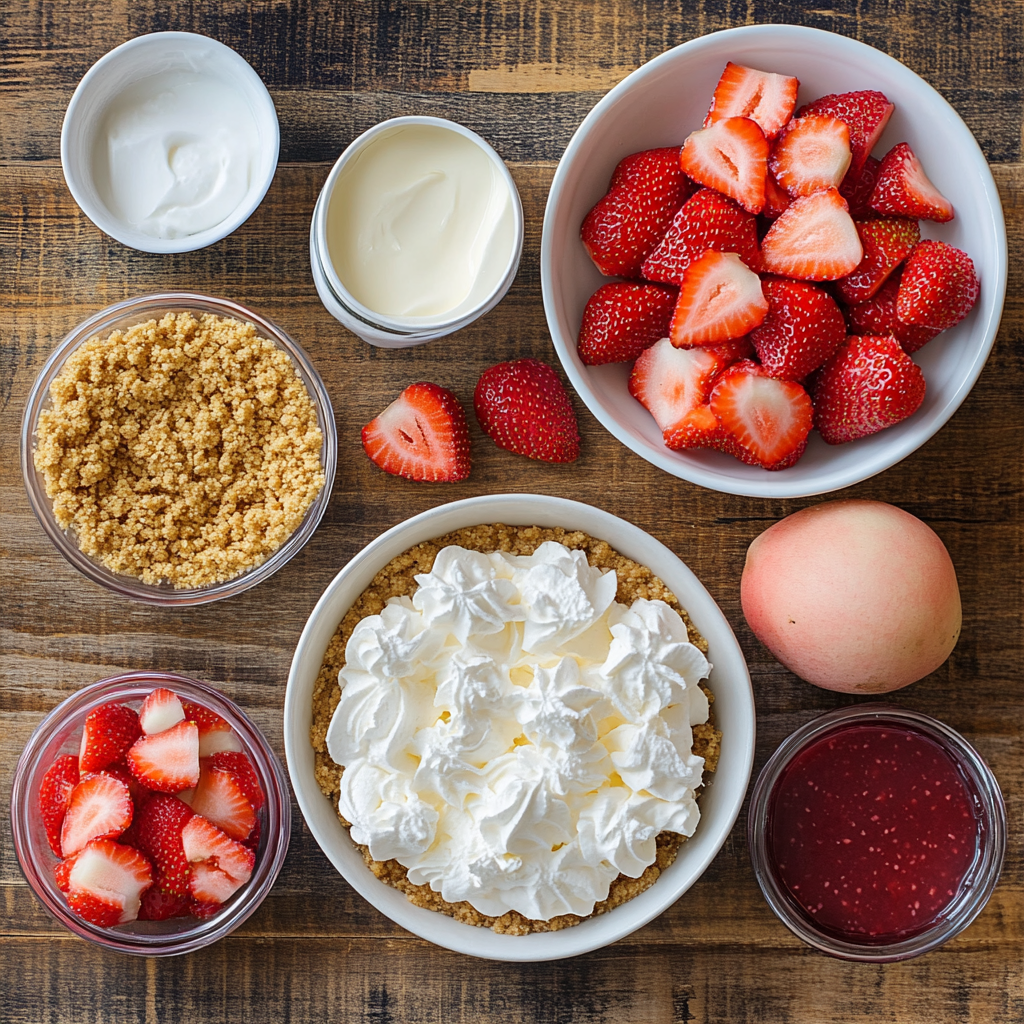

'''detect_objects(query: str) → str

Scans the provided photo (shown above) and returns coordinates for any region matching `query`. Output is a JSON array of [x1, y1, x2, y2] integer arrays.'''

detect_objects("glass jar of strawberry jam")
[[748, 705, 1005, 962]]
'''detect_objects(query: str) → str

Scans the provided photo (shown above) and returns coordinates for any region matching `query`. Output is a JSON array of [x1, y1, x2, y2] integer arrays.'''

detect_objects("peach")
[[741, 499, 961, 693]]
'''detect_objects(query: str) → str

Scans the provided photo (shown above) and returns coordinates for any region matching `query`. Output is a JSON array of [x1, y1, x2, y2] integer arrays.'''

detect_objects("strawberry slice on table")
[[474, 358, 580, 463], [134, 795, 195, 897], [835, 216, 920, 304], [138, 688, 186, 736], [180, 700, 243, 758], [870, 142, 954, 222], [207, 751, 265, 812], [703, 62, 799, 140], [188, 760, 257, 841], [680, 116, 768, 214], [39, 754, 80, 857], [60, 771, 134, 857], [839, 155, 880, 219], [770, 115, 852, 198], [641, 188, 762, 283], [65, 838, 153, 926], [812, 334, 927, 444], [79, 703, 141, 774], [668, 250, 769, 347], [580, 147, 692, 277], [761, 188, 863, 281], [896, 240, 980, 332], [361, 382, 472, 483], [126, 719, 200, 794], [797, 90, 895, 175], [181, 815, 255, 905], [749, 278, 847, 380], [844, 272, 940, 354], [577, 282, 678, 365]]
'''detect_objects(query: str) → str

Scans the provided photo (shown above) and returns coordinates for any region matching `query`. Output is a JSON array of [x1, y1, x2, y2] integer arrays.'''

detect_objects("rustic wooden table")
[[2, 2, 1021, 1021]]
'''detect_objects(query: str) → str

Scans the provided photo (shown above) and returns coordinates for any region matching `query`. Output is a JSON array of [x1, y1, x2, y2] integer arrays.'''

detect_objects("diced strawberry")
[[126, 719, 200, 795], [704, 62, 799, 140], [580, 147, 693, 277], [134, 795, 195, 897], [474, 359, 580, 463], [749, 278, 847, 380], [641, 188, 762, 283], [839, 156, 880, 219], [39, 754, 80, 857], [870, 143, 954, 223], [66, 838, 153, 926], [680, 117, 768, 214], [60, 772, 134, 857], [138, 886, 191, 921], [896, 240, 979, 332], [836, 216, 920, 305], [207, 752, 265, 812], [812, 335, 927, 444], [181, 815, 255, 905], [762, 169, 792, 220], [180, 700, 243, 759], [761, 188, 863, 281], [138, 688, 185, 736], [843, 272, 940, 354], [668, 250, 768, 347], [79, 703, 141, 774], [189, 761, 257, 841], [577, 282, 678, 365], [797, 91, 895, 174], [769, 115, 852, 198]]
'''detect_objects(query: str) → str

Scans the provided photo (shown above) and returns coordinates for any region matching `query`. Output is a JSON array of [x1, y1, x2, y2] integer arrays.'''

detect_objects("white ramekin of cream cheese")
[[61, 32, 279, 254], [310, 117, 524, 348]]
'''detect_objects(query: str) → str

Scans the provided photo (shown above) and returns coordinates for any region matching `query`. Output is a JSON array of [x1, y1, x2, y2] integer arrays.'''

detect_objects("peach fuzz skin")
[[741, 500, 962, 693]]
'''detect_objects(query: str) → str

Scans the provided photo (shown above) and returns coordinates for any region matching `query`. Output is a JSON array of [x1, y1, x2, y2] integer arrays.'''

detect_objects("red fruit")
[[641, 188, 762, 283], [680, 117, 768, 214], [749, 278, 847, 380], [134, 795, 195, 897], [39, 754, 80, 857], [138, 886, 191, 921], [836, 216, 920, 305], [762, 169, 792, 220], [577, 282, 678, 365], [870, 143, 954, 223], [138, 688, 185, 736], [770, 116, 852, 198], [60, 772, 134, 857], [761, 188, 863, 281], [663, 403, 735, 456], [361, 382, 471, 483], [189, 898, 223, 919], [55, 857, 74, 893], [839, 156, 880, 219], [180, 700, 242, 758], [181, 815, 255, 904], [704, 62, 799, 140], [189, 761, 257, 841], [242, 816, 262, 851], [844, 272, 940, 354], [896, 240, 979, 332], [208, 752, 265, 812], [580, 147, 692, 277], [67, 889, 125, 928], [66, 838, 153, 925], [709, 361, 813, 470], [126, 719, 200, 794], [474, 359, 580, 463], [812, 335, 927, 444], [668, 250, 768, 347], [79, 703, 141, 774], [797, 90, 895, 175]]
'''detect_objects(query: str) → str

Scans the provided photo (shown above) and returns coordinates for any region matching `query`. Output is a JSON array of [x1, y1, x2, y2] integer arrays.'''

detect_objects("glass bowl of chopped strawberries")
[[541, 24, 1006, 498], [10, 672, 290, 956]]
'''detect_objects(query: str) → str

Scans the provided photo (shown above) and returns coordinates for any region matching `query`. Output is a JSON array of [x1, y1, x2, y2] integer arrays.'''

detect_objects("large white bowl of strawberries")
[[541, 24, 1006, 497]]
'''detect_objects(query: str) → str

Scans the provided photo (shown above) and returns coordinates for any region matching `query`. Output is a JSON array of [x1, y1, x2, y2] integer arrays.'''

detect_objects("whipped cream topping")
[[326, 541, 711, 921]]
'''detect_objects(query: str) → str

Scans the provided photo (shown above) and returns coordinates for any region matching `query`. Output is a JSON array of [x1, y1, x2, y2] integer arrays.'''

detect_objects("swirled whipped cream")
[[326, 541, 711, 921]]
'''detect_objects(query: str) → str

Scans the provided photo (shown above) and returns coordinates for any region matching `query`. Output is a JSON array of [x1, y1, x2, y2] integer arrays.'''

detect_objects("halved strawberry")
[[797, 90, 895, 175], [836, 216, 920, 305], [39, 754, 80, 857], [138, 688, 185, 736], [60, 772, 134, 857], [180, 700, 242, 758], [138, 886, 191, 921], [749, 278, 847, 380], [577, 282, 678, 365], [663, 403, 736, 456], [580, 147, 692, 277], [844, 272, 940, 354], [704, 62, 799, 139], [769, 115, 852, 198], [641, 188, 762, 283], [126, 719, 200, 794], [188, 761, 257, 841], [896, 240, 979, 332], [65, 838, 153, 926], [361, 382, 471, 482], [67, 889, 125, 928], [680, 117, 767, 214], [134, 795, 195, 897], [762, 169, 792, 220], [181, 815, 255, 905], [761, 188, 863, 281], [207, 752, 265, 812], [839, 155, 880, 219], [55, 855, 75, 893], [668, 250, 768, 347], [79, 703, 141, 774], [870, 143, 954, 222]]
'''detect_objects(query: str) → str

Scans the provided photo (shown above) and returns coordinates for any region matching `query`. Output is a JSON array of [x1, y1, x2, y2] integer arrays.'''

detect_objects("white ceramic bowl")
[[284, 494, 755, 961], [541, 25, 1007, 498], [61, 32, 279, 254]]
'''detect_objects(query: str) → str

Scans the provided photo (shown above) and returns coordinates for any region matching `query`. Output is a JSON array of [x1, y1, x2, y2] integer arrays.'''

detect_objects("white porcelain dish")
[[541, 24, 1007, 498], [284, 493, 755, 961]]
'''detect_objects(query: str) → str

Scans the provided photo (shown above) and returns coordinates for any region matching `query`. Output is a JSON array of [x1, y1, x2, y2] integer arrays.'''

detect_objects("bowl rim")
[[283, 492, 755, 961], [540, 23, 1008, 499]]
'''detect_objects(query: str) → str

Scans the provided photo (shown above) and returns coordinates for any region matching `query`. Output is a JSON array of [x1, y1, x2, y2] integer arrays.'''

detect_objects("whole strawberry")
[[474, 359, 580, 463], [896, 240, 979, 332]]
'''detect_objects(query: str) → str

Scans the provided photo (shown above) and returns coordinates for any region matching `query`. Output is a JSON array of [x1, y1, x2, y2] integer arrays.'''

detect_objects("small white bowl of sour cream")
[[61, 32, 279, 254]]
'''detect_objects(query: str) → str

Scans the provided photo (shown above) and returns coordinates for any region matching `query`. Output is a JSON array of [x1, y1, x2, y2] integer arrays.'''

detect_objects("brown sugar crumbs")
[[33, 311, 325, 589], [309, 524, 722, 935]]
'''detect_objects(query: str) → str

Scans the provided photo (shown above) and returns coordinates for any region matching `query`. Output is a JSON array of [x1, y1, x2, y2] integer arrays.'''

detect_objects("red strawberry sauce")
[[767, 723, 980, 944]]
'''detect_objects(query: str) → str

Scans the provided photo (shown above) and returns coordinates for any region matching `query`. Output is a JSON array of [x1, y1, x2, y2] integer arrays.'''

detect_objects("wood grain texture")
[[2, 1, 1024, 1021]]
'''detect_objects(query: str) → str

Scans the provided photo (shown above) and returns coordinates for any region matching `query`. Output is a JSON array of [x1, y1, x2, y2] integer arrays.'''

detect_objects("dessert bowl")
[[284, 493, 755, 961], [541, 24, 1007, 498]]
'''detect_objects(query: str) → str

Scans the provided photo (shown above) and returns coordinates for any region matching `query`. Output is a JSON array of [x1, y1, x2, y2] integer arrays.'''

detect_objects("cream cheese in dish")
[[325, 541, 711, 921]]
